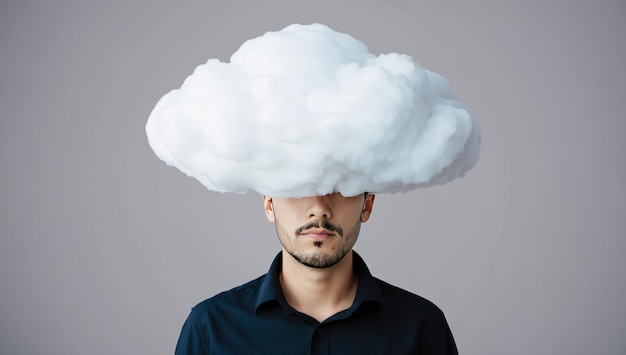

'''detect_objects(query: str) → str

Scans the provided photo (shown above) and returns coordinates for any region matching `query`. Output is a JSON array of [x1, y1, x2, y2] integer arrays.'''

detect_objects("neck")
[[279, 249, 357, 323]]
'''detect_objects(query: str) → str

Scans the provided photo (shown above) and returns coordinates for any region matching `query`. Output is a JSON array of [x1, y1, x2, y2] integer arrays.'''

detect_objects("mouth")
[[295, 221, 343, 237], [300, 229, 336, 240]]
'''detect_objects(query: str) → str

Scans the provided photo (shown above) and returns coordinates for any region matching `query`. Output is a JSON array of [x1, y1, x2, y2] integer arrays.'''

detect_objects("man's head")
[[263, 193, 375, 268]]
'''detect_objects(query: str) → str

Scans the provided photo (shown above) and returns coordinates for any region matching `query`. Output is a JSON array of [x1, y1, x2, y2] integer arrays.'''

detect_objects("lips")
[[295, 221, 343, 237], [300, 229, 335, 240]]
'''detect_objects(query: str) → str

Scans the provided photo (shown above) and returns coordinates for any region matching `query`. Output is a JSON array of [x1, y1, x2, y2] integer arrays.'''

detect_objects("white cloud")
[[146, 23, 480, 197]]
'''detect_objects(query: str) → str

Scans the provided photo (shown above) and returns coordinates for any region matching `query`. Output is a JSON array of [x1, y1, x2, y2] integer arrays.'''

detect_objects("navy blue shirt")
[[175, 251, 457, 354]]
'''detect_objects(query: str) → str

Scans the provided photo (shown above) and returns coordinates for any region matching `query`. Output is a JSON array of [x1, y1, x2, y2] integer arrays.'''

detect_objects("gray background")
[[1, 0, 625, 354]]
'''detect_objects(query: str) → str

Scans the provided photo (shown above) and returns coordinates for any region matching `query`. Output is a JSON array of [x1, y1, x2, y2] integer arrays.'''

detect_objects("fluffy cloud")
[[146, 23, 480, 197]]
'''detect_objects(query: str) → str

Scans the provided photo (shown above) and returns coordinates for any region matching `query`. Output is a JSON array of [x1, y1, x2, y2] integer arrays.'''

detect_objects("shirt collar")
[[255, 250, 386, 313]]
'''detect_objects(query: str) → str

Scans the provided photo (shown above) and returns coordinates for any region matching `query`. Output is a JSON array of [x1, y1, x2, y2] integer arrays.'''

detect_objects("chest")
[[208, 308, 422, 354]]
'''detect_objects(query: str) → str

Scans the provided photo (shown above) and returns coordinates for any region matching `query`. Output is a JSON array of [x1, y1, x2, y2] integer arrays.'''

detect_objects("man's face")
[[263, 193, 375, 268]]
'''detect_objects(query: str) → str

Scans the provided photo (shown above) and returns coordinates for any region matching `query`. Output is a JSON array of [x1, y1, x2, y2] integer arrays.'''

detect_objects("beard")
[[275, 219, 361, 269], [289, 242, 349, 268]]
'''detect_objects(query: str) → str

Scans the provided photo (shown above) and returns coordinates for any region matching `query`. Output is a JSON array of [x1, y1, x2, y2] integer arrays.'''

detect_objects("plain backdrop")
[[1, 0, 625, 354]]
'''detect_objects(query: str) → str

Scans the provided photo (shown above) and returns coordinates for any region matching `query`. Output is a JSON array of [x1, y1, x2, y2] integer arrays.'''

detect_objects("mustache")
[[295, 220, 343, 237]]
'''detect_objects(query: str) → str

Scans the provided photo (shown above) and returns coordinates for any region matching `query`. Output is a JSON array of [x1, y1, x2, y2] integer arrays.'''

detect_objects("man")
[[146, 23, 479, 354], [174, 192, 458, 353]]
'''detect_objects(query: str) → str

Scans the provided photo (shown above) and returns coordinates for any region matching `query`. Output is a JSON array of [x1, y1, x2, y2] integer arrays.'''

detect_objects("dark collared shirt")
[[175, 251, 457, 354]]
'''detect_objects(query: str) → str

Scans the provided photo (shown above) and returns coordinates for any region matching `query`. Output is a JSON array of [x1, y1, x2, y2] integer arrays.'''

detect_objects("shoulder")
[[372, 278, 457, 351], [374, 277, 446, 319], [191, 274, 266, 316]]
